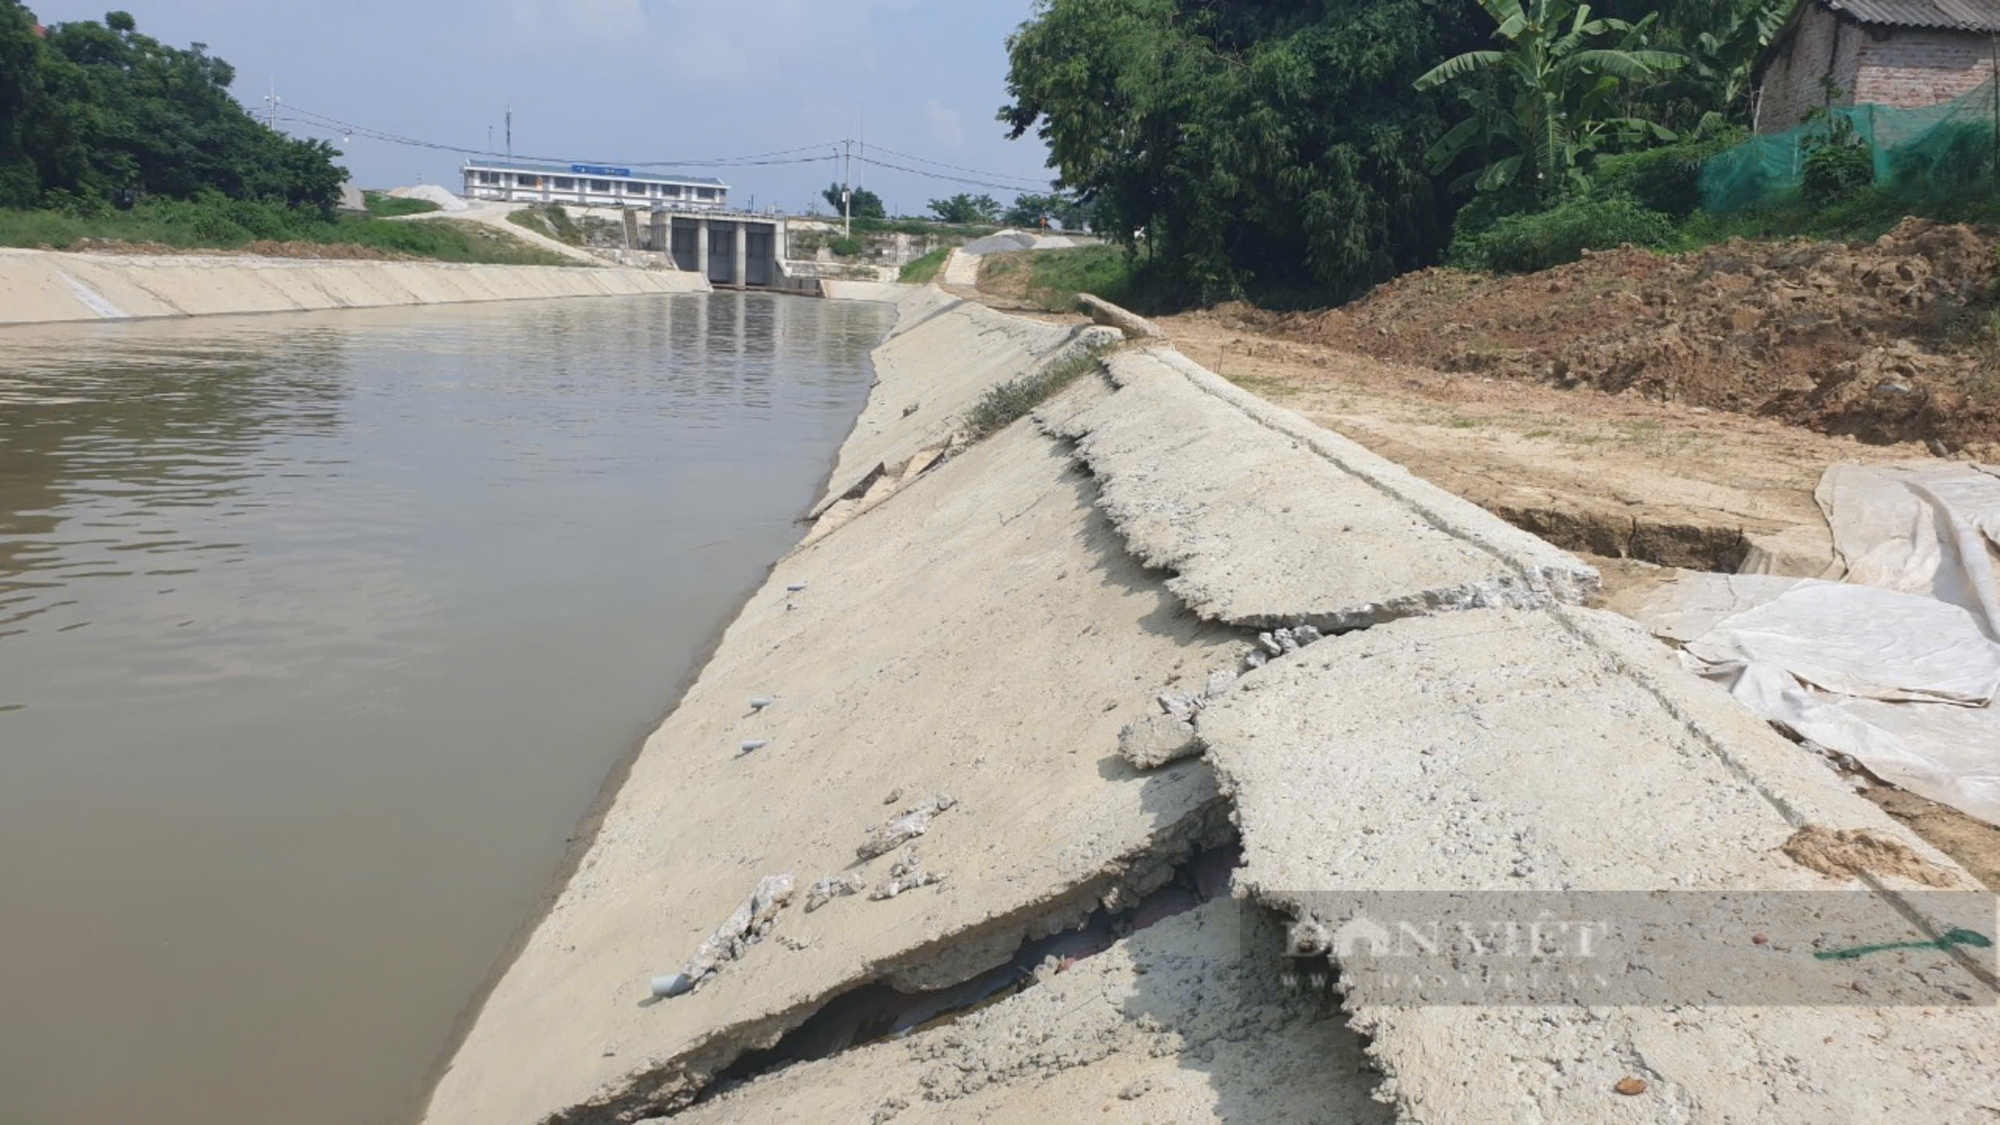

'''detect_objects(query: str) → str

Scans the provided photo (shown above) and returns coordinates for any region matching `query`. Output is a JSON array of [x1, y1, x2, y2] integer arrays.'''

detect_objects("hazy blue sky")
[[29, 1, 1058, 215]]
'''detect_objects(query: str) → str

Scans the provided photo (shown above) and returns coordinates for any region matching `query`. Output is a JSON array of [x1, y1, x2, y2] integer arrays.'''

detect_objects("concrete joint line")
[[54, 271, 129, 319]]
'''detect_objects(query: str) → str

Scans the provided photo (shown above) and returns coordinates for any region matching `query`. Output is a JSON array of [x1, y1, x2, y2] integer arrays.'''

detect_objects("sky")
[[27, 0, 1059, 217]]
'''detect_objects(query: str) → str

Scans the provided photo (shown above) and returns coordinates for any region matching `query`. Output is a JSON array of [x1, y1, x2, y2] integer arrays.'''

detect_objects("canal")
[[0, 291, 894, 1124]]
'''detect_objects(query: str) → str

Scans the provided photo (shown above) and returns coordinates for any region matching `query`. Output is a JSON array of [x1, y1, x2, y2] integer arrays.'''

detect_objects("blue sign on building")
[[570, 163, 634, 178]]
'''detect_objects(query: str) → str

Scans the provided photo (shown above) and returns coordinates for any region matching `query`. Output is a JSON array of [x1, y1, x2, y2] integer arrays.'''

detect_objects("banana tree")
[[1416, 0, 1685, 205]]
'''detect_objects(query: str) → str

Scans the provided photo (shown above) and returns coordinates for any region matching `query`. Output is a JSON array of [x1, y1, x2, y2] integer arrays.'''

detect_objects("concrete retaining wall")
[[0, 248, 710, 327], [422, 286, 1998, 1125]]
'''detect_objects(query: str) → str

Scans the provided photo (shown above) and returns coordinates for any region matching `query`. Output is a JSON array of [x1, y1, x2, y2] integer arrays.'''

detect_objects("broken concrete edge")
[[800, 314, 1123, 532], [1195, 603, 1998, 1122], [806, 293, 1095, 519], [1141, 346, 1601, 612], [1077, 292, 1166, 340], [544, 797, 1237, 1125]]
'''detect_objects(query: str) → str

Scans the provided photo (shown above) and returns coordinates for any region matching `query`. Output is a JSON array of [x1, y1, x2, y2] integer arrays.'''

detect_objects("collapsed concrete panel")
[[662, 901, 1390, 1125], [423, 397, 1249, 1124], [1041, 347, 1599, 630], [813, 294, 1119, 517], [1197, 605, 2000, 1122]]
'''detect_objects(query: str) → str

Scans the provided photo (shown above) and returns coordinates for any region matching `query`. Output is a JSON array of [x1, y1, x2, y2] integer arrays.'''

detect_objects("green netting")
[[1700, 77, 2000, 212]]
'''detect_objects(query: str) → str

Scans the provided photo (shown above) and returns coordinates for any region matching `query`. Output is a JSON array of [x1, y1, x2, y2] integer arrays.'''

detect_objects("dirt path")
[[402, 201, 608, 266]]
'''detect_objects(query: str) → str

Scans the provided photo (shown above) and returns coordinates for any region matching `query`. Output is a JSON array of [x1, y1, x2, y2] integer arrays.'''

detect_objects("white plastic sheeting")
[[1638, 463, 2000, 827]]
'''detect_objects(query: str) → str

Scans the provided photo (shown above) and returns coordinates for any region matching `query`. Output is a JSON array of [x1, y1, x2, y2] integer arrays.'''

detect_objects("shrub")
[[828, 236, 865, 257], [1593, 131, 1747, 218], [1448, 198, 1675, 273], [964, 345, 1112, 439], [1803, 140, 1876, 205]]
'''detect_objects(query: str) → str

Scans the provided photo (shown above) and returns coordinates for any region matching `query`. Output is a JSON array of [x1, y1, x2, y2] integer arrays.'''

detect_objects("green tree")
[[1657, 0, 1795, 131], [1003, 0, 1491, 305], [821, 181, 885, 219], [1003, 191, 1093, 229], [0, 3, 344, 211], [1415, 0, 1685, 207], [929, 193, 1001, 224]]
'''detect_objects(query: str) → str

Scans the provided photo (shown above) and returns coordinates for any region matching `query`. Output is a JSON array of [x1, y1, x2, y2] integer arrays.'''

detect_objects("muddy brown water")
[[0, 292, 893, 1125]]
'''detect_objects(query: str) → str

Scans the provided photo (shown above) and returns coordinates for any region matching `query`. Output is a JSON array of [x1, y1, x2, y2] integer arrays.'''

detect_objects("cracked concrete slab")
[[1197, 605, 2000, 1122], [1040, 347, 1598, 630], [423, 387, 1247, 1124], [663, 900, 1391, 1125], [814, 293, 1118, 517]]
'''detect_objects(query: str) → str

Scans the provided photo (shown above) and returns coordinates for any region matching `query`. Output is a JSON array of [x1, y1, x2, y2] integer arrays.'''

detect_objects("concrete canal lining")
[[423, 286, 2000, 1124], [0, 248, 709, 326]]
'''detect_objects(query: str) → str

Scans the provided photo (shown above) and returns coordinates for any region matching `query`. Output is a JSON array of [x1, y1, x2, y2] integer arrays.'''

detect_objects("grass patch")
[[1011, 244, 1135, 312], [1666, 187, 2000, 251], [852, 216, 999, 238], [964, 345, 1114, 440], [900, 246, 951, 284], [507, 205, 585, 247], [0, 195, 576, 265], [362, 192, 440, 218]]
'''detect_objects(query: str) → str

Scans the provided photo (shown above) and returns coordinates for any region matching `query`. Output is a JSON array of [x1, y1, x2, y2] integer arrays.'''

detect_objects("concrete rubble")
[[858, 796, 957, 860], [425, 287, 2000, 1125]]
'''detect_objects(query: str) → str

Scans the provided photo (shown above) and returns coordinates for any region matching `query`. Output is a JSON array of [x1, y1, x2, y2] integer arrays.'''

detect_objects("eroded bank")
[[423, 284, 1999, 1125]]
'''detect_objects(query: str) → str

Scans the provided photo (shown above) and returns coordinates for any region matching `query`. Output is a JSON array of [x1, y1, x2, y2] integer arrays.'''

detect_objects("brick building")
[[1753, 0, 2000, 132]]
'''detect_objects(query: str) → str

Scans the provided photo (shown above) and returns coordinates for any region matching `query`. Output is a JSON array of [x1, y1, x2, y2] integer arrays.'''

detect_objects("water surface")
[[0, 292, 892, 1124]]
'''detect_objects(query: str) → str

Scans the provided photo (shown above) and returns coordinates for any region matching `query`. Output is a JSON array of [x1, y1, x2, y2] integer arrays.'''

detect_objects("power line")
[[273, 103, 1059, 197], [853, 154, 1045, 194], [279, 103, 844, 169], [860, 142, 1050, 190]]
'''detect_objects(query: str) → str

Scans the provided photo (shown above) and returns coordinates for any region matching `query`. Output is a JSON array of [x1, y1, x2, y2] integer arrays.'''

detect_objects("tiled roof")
[[461, 159, 726, 188], [1828, 0, 2000, 32]]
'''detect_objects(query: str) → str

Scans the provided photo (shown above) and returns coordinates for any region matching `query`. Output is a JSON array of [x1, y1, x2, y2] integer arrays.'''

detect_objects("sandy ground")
[[404, 200, 610, 266]]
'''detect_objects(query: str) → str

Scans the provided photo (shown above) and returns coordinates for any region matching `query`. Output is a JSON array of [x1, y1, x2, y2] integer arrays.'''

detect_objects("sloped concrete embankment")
[[424, 287, 1998, 1125], [0, 247, 709, 327]]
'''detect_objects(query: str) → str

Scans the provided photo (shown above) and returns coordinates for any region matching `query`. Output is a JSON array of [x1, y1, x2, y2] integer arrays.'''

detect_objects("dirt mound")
[[1224, 219, 2000, 453]]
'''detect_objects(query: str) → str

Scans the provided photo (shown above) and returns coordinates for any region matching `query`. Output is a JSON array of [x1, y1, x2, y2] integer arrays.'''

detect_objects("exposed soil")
[[1220, 219, 2000, 454], [1782, 824, 1962, 887], [1154, 311, 1925, 588]]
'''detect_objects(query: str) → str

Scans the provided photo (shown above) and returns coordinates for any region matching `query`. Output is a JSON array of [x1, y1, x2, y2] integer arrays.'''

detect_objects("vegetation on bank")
[[965, 344, 1115, 439], [362, 192, 440, 218], [1, 5, 344, 212], [0, 194, 576, 264], [997, 0, 1999, 308], [899, 246, 952, 284], [508, 204, 586, 247], [980, 244, 1146, 312]]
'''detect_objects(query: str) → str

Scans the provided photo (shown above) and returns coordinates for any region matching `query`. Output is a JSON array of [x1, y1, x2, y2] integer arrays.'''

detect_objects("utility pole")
[[264, 76, 279, 130], [842, 138, 853, 239], [505, 106, 513, 160]]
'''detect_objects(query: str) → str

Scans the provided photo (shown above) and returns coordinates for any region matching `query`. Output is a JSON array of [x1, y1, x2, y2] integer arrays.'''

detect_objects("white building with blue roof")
[[461, 160, 729, 210]]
